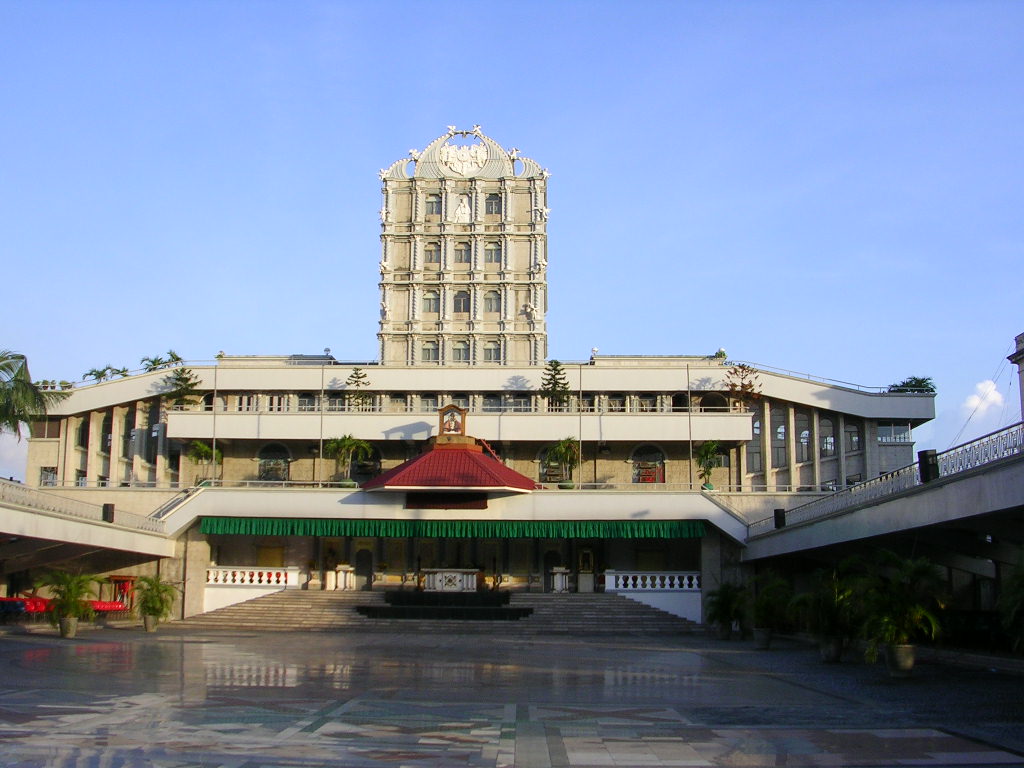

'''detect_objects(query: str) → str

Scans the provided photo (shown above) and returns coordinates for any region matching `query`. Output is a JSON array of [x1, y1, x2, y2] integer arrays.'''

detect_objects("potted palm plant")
[[751, 570, 792, 649], [36, 571, 104, 639], [704, 581, 747, 640], [546, 436, 580, 488], [694, 440, 720, 490], [134, 575, 179, 632], [861, 550, 943, 677], [791, 559, 862, 662], [324, 435, 373, 486]]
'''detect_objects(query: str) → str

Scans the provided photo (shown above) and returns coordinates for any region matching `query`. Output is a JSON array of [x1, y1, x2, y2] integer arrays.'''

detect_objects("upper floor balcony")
[[166, 398, 753, 443]]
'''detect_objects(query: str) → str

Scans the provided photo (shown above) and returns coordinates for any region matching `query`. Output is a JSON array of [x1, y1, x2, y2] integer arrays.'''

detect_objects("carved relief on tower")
[[438, 142, 488, 177]]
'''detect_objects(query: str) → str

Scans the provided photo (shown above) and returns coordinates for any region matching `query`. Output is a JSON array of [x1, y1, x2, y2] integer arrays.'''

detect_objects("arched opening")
[[700, 393, 728, 412], [632, 444, 665, 483], [671, 393, 689, 412], [258, 443, 290, 482]]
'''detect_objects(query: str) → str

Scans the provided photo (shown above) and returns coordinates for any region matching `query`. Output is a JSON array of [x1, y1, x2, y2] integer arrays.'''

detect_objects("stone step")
[[173, 589, 700, 634]]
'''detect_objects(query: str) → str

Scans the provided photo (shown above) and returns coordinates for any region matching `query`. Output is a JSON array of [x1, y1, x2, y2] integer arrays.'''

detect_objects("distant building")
[[23, 128, 935, 618]]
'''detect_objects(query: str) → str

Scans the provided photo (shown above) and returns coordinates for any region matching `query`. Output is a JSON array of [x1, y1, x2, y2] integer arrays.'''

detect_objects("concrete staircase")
[[171, 590, 700, 635]]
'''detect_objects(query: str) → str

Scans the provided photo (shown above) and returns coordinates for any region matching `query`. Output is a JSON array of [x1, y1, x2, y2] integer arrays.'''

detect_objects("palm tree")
[[165, 349, 184, 367], [0, 350, 67, 439], [140, 355, 167, 372], [84, 366, 112, 383], [324, 435, 373, 483], [546, 436, 581, 486]]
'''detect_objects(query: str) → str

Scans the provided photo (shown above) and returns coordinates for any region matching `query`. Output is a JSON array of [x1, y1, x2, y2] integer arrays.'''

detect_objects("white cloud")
[[962, 380, 1004, 416], [0, 433, 29, 482]]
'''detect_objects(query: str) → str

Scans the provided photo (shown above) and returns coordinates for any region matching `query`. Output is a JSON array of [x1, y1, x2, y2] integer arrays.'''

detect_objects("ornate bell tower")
[[377, 126, 548, 366]]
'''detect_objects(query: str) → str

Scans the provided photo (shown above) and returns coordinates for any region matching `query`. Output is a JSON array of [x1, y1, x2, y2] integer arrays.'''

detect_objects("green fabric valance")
[[200, 517, 705, 540]]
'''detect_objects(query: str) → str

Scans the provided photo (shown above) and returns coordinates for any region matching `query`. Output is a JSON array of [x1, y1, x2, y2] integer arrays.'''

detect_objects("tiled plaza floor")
[[0, 627, 1021, 767]]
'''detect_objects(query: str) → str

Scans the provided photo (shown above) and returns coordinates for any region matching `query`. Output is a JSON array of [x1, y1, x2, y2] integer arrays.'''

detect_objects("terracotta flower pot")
[[885, 644, 916, 677], [58, 617, 78, 639], [753, 627, 772, 650], [819, 636, 843, 663]]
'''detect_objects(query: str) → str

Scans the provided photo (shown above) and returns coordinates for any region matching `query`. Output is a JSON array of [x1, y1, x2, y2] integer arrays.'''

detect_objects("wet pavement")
[[0, 626, 1021, 767]]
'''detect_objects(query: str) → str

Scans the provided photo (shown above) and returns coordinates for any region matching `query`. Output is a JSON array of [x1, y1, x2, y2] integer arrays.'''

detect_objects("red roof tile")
[[362, 443, 536, 493]]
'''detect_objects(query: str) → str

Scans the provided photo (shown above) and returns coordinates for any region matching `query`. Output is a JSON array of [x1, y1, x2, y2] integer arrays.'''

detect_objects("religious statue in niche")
[[439, 404, 467, 436], [453, 195, 471, 224]]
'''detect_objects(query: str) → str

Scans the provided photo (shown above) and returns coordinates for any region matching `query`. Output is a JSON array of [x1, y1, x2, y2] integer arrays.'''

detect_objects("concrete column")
[[837, 414, 848, 487], [786, 405, 797, 490], [811, 410, 821, 490]]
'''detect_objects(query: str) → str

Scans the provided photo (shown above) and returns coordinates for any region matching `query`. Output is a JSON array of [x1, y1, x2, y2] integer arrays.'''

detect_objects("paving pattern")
[[0, 627, 1021, 767]]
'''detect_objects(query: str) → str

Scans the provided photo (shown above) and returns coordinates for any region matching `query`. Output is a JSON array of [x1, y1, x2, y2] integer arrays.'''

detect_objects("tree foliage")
[[1, 350, 68, 439], [324, 435, 373, 481], [540, 359, 571, 409], [694, 440, 721, 486], [345, 367, 372, 409], [724, 363, 762, 407], [546, 436, 581, 482], [134, 575, 179, 619], [163, 367, 202, 407], [887, 376, 936, 393]]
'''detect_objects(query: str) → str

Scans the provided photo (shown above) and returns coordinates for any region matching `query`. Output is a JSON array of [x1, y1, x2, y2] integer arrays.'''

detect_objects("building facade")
[[22, 128, 935, 618]]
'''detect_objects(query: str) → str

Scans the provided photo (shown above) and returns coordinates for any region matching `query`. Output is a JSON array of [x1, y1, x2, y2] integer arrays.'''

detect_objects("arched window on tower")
[[771, 407, 788, 468], [483, 341, 501, 363], [845, 421, 862, 453], [453, 290, 470, 315], [424, 243, 441, 265], [632, 444, 665, 484], [483, 291, 501, 314], [421, 340, 439, 362], [485, 193, 502, 215], [422, 290, 440, 314], [484, 241, 502, 265], [454, 242, 471, 264], [425, 194, 441, 215], [452, 340, 470, 362]]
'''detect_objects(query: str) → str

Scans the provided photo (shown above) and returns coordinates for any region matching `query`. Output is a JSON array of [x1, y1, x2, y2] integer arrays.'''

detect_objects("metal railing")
[[749, 421, 1024, 536], [0, 478, 165, 534], [177, 402, 745, 416]]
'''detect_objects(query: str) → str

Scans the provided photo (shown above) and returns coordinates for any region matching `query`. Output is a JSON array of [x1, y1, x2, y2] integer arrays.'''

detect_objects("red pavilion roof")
[[361, 441, 536, 493]]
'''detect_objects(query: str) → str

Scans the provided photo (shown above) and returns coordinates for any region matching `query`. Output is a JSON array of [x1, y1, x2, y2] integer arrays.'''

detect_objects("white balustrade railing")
[[206, 567, 301, 587], [604, 570, 701, 592], [0, 478, 165, 534], [749, 421, 1024, 537]]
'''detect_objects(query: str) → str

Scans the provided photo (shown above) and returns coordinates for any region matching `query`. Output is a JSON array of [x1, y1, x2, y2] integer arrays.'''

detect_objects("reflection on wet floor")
[[0, 630, 1021, 767]]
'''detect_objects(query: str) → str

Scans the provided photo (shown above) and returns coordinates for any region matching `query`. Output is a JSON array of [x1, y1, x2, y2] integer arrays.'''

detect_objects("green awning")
[[200, 517, 705, 539]]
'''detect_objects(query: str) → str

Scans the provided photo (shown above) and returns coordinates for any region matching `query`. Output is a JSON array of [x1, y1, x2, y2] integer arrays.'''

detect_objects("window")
[[236, 394, 256, 412], [266, 395, 286, 412], [121, 410, 135, 459], [483, 290, 501, 313], [420, 393, 438, 411], [637, 395, 657, 412], [795, 411, 811, 463], [607, 394, 625, 412], [482, 394, 503, 412], [483, 341, 501, 362], [485, 193, 501, 214], [452, 340, 470, 362], [484, 241, 502, 264], [297, 393, 317, 412], [453, 291, 470, 314], [747, 418, 763, 472], [100, 411, 112, 453], [421, 341, 439, 362], [424, 242, 440, 264], [75, 470, 87, 487], [632, 444, 665, 483], [771, 407, 787, 468], [845, 421, 862, 453], [39, 467, 57, 487], [258, 444, 290, 482], [454, 242, 471, 263], [878, 422, 912, 443], [451, 393, 470, 408], [325, 391, 344, 411], [422, 290, 440, 314], [820, 417, 835, 457], [425, 194, 441, 215]]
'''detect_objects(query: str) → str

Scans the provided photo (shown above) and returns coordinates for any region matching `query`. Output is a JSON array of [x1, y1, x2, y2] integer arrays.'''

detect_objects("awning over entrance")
[[200, 517, 706, 539]]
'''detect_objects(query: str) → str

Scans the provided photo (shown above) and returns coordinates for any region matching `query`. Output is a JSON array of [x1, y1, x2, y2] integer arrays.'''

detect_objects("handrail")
[[0, 478, 165, 534], [749, 421, 1024, 536]]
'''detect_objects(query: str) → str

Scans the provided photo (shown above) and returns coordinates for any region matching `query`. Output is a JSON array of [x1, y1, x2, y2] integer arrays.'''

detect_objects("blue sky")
[[2, 1, 1021, 478]]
